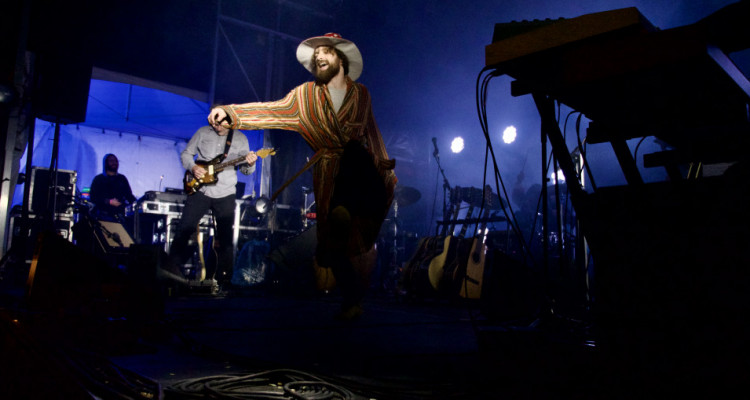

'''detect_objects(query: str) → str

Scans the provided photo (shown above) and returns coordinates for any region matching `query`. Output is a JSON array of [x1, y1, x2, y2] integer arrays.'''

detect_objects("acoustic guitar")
[[402, 203, 459, 296], [401, 235, 442, 296], [457, 208, 491, 299], [184, 148, 276, 195], [428, 203, 474, 293]]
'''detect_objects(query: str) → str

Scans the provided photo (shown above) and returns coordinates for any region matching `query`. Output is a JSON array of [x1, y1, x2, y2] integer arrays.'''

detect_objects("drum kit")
[[380, 185, 421, 236], [376, 185, 421, 291], [301, 184, 422, 231], [393, 185, 421, 214]]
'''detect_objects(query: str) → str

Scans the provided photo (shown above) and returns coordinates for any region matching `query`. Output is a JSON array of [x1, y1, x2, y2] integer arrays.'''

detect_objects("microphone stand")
[[432, 139, 451, 236]]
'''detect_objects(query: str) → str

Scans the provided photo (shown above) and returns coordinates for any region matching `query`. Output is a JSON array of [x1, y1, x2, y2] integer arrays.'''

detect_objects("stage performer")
[[208, 33, 397, 319], [170, 124, 258, 291], [90, 153, 136, 223]]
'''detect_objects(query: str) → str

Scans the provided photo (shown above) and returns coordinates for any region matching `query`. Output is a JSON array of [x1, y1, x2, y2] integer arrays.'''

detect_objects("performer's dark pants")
[[320, 140, 389, 309], [170, 192, 236, 283]]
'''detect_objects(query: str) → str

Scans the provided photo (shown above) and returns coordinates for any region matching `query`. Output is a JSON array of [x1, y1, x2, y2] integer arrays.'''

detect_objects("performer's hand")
[[245, 151, 258, 166], [192, 165, 207, 180], [208, 108, 229, 128], [109, 198, 122, 207]]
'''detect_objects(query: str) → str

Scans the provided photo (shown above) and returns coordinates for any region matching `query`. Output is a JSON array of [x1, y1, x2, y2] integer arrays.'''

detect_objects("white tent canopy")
[[11, 77, 266, 212]]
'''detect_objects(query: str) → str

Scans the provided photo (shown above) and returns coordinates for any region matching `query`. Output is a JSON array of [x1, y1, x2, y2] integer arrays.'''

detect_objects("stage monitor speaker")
[[96, 220, 134, 250], [26, 231, 114, 314], [32, 53, 91, 124], [26, 231, 166, 349], [266, 226, 317, 290], [267, 226, 316, 270], [72, 218, 134, 263]]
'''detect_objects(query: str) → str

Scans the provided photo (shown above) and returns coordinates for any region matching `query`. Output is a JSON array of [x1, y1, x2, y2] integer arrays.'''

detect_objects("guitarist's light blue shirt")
[[182, 125, 256, 198]]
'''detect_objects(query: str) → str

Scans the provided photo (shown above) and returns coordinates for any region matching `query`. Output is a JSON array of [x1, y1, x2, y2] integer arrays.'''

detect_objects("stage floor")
[[1, 270, 607, 399], [2, 251, 745, 399], [108, 287, 601, 399]]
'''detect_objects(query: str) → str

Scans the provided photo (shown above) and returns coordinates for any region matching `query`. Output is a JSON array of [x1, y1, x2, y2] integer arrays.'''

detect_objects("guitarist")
[[89, 153, 136, 224], [170, 124, 258, 291]]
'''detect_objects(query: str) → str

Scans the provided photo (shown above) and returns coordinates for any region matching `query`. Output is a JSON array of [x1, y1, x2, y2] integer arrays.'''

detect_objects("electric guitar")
[[183, 148, 276, 195]]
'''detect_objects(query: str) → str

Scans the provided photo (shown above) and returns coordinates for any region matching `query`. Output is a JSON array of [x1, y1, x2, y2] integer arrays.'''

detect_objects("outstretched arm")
[[207, 88, 303, 132]]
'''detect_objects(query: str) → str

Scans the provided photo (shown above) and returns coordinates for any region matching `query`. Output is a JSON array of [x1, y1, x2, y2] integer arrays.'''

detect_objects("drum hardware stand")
[[383, 199, 401, 292], [301, 186, 315, 230]]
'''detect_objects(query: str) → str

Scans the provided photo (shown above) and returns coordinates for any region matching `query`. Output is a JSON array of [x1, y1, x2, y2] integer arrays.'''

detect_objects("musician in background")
[[170, 124, 258, 291], [90, 153, 136, 223], [208, 33, 397, 319]]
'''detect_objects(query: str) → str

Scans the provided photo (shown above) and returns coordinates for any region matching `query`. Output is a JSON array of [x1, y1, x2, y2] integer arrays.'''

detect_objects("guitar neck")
[[199, 148, 276, 175], [213, 156, 247, 172], [476, 209, 492, 238], [457, 205, 475, 238]]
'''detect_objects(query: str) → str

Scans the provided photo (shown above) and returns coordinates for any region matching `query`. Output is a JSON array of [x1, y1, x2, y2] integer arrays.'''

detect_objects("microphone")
[[111, 232, 123, 247], [432, 137, 439, 157]]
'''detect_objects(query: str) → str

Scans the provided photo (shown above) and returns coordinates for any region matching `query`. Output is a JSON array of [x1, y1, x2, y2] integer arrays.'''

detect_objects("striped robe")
[[221, 77, 397, 257]]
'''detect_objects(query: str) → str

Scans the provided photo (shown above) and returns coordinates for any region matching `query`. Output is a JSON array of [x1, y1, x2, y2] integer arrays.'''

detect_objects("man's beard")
[[314, 61, 340, 84]]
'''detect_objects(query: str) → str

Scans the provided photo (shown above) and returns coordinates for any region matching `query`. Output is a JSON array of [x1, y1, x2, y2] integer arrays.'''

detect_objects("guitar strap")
[[220, 129, 234, 162]]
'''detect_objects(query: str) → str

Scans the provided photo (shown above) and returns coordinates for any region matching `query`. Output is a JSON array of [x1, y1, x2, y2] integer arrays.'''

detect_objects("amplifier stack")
[[129, 190, 213, 253]]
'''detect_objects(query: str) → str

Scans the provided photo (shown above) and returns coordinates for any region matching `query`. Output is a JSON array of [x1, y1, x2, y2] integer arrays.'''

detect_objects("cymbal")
[[394, 185, 421, 207]]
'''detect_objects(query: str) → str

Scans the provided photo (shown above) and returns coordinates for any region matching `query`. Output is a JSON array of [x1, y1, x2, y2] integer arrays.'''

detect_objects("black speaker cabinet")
[[32, 53, 91, 124]]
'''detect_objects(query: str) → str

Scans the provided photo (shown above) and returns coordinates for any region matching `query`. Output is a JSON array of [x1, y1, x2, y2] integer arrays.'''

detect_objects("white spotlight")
[[550, 169, 566, 184], [502, 126, 517, 144], [451, 137, 464, 153]]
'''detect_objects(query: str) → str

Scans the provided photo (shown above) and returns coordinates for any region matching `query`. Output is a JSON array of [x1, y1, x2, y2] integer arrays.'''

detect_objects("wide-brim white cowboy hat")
[[296, 32, 363, 81]]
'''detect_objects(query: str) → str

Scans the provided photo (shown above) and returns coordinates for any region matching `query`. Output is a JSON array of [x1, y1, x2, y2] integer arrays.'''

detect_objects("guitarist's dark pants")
[[170, 192, 236, 284]]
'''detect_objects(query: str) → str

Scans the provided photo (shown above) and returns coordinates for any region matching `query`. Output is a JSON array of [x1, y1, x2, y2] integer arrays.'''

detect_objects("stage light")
[[240, 195, 272, 226], [254, 196, 271, 214], [502, 125, 517, 144], [0, 83, 16, 105], [451, 137, 464, 153], [550, 169, 566, 184]]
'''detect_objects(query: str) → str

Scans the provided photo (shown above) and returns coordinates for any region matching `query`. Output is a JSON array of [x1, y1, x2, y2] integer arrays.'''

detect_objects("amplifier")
[[164, 214, 213, 254], [139, 190, 187, 204], [132, 206, 212, 253], [7, 213, 74, 264], [134, 200, 186, 215], [27, 167, 77, 216], [9, 214, 74, 243], [270, 204, 303, 232]]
